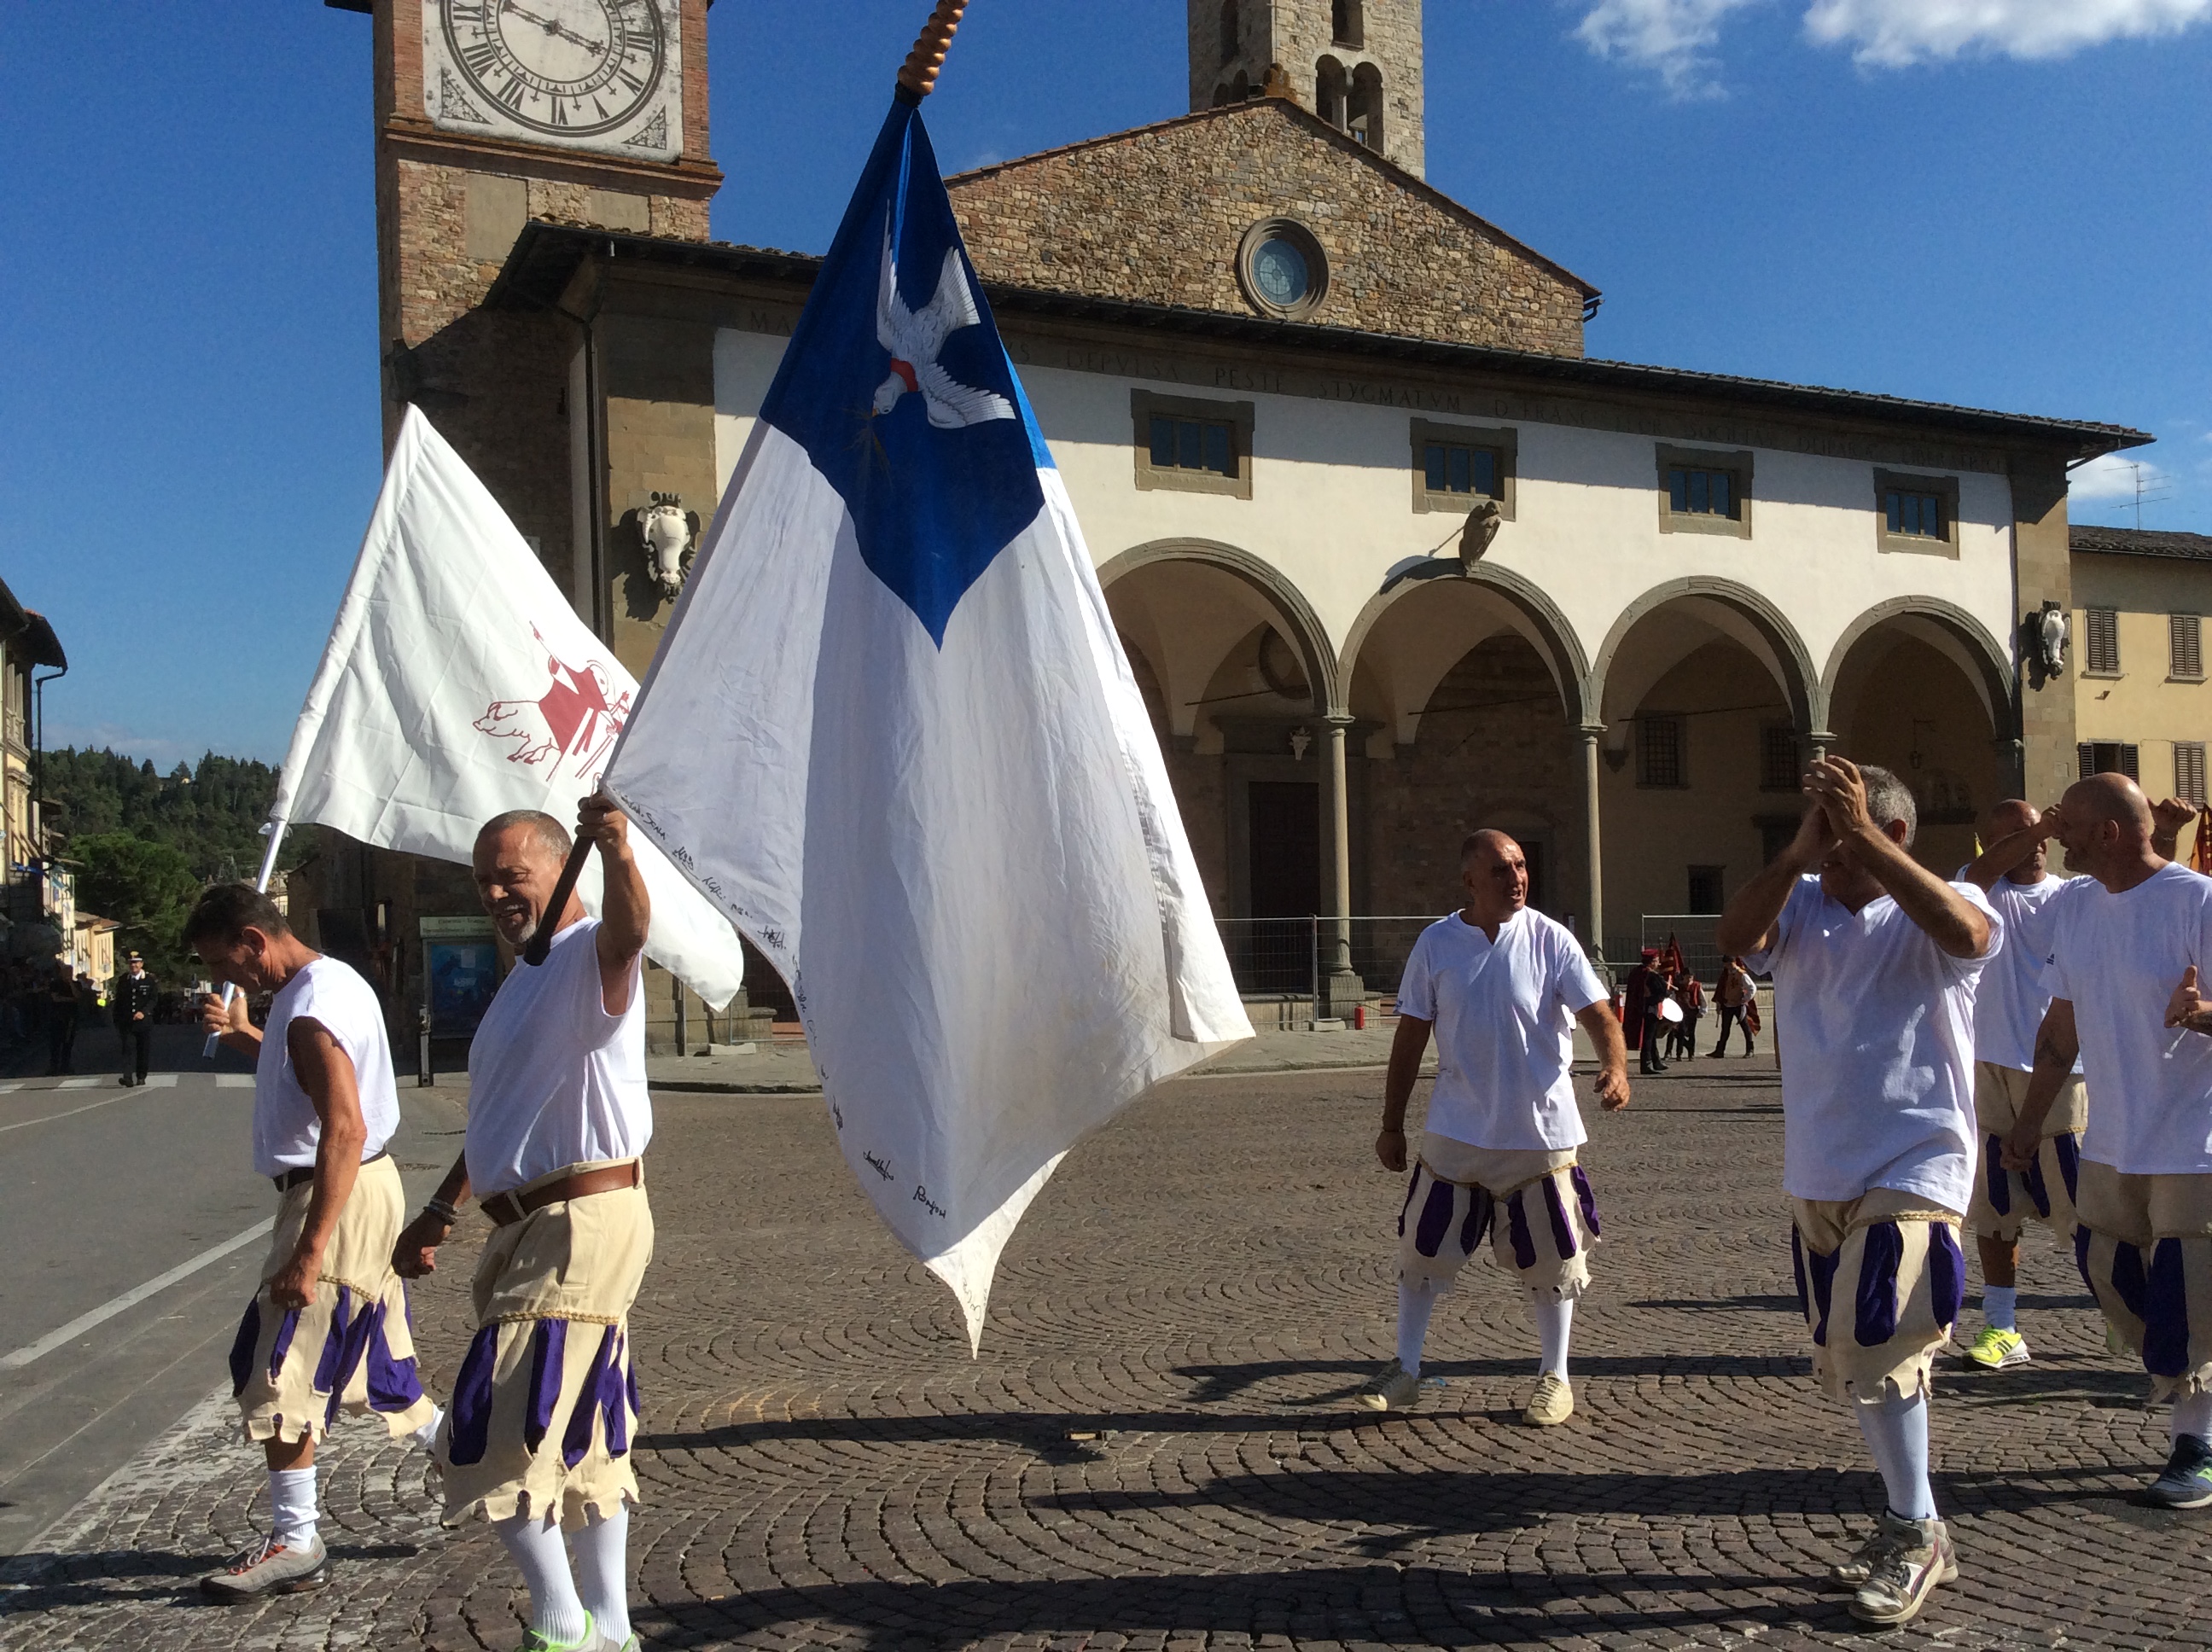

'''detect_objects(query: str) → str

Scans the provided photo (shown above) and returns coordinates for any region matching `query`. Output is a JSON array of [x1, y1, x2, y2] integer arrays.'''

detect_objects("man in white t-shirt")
[[1954, 799, 2090, 1370], [1716, 759, 2000, 1628], [2009, 772, 2212, 1511], [394, 794, 651, 1652], [188, 883, 439, 1602], [1357, 829, 1630, 1428]]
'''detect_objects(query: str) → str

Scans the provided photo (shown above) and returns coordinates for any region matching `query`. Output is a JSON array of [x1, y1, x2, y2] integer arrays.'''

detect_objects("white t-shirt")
[[253, 957, 401, 1178], [1745, 875, 2001, 1211], [465, 917, 651, 1198], [2042, 862, 2212, 1175], [1968, 872, 2087, 1073], [1397, 907, 1610, 1152]]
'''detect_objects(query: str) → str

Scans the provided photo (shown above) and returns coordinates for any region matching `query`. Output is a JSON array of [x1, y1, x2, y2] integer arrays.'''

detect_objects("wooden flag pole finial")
[[896, 0, 969, 101]]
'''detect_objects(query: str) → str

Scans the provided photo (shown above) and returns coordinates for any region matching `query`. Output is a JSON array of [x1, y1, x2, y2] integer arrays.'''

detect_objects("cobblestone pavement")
[[5, 1063, 2209, 1650]]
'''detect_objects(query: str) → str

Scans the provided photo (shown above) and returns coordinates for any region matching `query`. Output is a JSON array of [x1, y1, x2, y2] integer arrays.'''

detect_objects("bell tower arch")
[[1186, 0, 1424, 177]]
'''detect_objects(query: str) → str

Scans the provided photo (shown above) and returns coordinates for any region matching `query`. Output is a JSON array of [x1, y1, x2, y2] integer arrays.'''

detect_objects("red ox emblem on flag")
[[474, 626, 633, 782]]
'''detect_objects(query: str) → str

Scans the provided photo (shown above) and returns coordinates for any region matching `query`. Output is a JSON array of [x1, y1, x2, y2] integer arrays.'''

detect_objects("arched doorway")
[[1824, 601, 2015, 875], [1590, 581, 1818, 966]]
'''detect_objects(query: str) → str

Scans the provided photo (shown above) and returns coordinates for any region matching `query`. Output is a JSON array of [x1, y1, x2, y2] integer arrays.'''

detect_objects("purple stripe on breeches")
[[1397, 1168, 1418, 1237], [2055, 1133, 2081, 1205], [562, 1324, 618, 1469], [447, 1323, 500, 1466], [1505, 1189, 1537, 1271], [230, 1300, 261, 1398], [311, 1288, 353, 1402], [1540, 1174, 1578, 1260], [1927, 1224, 1965, 1331], [266, 1306, 301, 1382], [1413, 1177, 1456, 1260], [364, 1300, 427, 1414], [1796, 1229, 1839, 1347], [2022, 1149, 2052, 1221], [2146, 1238, 2192, 1380], [1985, 1135, 2011, 1218], [1571, 1166, 1600, 1237], [1854, 1222, 1905, 1348], [524, 1319, 567, 1455], [323, 1287, 381, 1427], [1458, 1186, 1493, 1258]]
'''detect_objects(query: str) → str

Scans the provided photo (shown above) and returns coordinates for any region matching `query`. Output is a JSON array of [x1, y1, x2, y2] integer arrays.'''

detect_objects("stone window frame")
[[1410, 419, 1517, 517], [1874, 468, 1961, 558], [1132, 389, 1254, 500], [1656, 445, 1754, 539], [1235, 218, 1330, 323]]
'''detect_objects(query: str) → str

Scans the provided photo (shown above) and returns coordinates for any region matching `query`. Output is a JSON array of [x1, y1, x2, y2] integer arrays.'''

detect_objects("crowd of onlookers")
[[1621, 948, 1761, 1074]]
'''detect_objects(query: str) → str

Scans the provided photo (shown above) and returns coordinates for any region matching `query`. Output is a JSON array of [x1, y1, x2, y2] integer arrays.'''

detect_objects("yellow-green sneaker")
[[1960, 1326, 2030, 1370]]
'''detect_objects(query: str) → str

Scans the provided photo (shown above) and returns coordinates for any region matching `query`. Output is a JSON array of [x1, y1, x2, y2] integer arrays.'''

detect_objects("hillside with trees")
[[43, 748, 305, 977]]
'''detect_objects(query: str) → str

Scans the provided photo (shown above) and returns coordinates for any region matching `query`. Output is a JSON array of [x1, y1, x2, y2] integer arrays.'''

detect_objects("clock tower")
[[329, 0, 721, 616]]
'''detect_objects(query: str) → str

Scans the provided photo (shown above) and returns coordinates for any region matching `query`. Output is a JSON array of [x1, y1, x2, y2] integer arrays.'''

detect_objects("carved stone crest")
[[643, 492, 694, 599]]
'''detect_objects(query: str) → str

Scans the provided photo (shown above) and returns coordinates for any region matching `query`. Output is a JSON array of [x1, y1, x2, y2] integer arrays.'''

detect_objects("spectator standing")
[[1672, 972, 1706, 1061], [44, 958, 79, 1075], [1711, 957, 1754, 1056]]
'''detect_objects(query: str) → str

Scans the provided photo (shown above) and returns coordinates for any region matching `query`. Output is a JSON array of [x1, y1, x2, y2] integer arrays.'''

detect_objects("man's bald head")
[[2062, 772, 2154, 833], [1982, 798, 2038, 841], [1460, 828, 1521, 870]]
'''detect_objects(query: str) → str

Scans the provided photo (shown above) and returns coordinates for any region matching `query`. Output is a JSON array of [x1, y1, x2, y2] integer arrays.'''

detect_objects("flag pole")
[[895, 0, 969, 101], [203, 817, 289, 1060]]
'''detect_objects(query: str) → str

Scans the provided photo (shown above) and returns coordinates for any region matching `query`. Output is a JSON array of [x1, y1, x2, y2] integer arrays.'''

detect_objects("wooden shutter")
[[2178, 743, 2208, 808], [2086, 608, 2121, 674], [2172, 614, 2203, 679]]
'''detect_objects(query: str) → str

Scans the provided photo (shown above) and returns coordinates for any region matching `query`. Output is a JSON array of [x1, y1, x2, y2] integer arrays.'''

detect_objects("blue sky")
[[2, 0, 2206, 767]]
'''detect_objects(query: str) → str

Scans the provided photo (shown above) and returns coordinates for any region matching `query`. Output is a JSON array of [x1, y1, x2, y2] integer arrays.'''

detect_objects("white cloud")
[[1571, 0, 1767, 96], [2069, 451, 2167, 503], [1569, 0, 2212, 85], [1803, 0, 2212, 66]]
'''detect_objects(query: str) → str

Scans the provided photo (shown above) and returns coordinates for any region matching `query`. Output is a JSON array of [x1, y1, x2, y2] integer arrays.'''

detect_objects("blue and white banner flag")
[[602, 96, 1251, 1349]]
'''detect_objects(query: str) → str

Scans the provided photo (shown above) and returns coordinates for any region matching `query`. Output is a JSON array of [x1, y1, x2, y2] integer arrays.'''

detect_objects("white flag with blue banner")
[[602, 95, 1252, 1349]]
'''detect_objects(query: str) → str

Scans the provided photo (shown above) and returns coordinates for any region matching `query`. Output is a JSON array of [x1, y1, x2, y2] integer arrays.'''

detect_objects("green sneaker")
[[2147, 1434, 2212, 1509], [1960, 1326, 2030, 1370], [519, 1615, 597, 1652]]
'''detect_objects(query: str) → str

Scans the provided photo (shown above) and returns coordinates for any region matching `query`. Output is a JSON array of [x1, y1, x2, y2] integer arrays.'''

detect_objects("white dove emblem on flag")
[[872, 226, 1017, 430]]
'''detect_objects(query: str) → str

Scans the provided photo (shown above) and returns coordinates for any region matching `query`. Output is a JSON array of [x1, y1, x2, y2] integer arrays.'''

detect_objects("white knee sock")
[[268, 1466, 317, 1548], [2172, 1390, 2212, 1445], [494, 1511, 590, 1646], [1982, 1285, 2018, 1333], [1396, 1283, 1438, 1378], [411, 1404, 445, 1453], [570, 1504, 632, 1645], [1529, 1292, 1574, 1379], [1854, 1392, 1937, 1521]]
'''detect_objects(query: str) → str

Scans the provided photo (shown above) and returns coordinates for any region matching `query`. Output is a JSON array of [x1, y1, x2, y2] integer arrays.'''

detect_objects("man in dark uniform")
[[112, 951, 157, 1086]]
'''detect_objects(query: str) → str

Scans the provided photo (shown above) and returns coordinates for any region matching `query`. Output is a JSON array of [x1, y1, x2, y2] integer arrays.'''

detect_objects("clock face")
[[424, 0, 683, 160]]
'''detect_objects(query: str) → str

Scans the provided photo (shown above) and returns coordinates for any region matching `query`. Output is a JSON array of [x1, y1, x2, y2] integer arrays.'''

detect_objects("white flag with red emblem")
[[267, 405, 749, 1009]]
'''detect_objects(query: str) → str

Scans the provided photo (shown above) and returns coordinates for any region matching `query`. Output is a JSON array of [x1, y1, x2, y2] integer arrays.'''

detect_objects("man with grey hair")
[[1717, 757, 2000, 1627], [393, 794, 653, 1652], [2008, 771, 2212, 1510]]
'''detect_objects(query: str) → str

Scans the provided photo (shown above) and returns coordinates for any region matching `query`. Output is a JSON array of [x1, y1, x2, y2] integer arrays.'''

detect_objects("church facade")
[[320, 0, 2147, 1032]]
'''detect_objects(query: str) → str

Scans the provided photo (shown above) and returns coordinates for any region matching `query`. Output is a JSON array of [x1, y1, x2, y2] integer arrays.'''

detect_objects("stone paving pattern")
[[5, 1063, 2209, 1649]]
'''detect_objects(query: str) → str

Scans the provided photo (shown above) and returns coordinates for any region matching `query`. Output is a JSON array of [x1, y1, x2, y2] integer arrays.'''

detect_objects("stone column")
[[1320, 713, 1365, 1019], [1579, 724, 1607, 972]]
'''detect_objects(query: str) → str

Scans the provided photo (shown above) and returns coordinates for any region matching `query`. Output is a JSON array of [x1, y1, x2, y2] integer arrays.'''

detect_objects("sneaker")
[[1354, 1358, 1421, 1412], [2147, 1434, 2212, 1509], [1523, 1372, 1574, 1426], [199, 1532, 329, 1600], [1826, 1521, 1895, 1587], [1960, 1326, 2031, 1371], [519, 1615, 598, 1652], [1848, 1512, 1955, 1626]]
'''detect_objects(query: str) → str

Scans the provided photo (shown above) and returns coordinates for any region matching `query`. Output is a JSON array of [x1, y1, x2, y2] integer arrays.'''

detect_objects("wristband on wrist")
[[423, 1198, 460, 1224]]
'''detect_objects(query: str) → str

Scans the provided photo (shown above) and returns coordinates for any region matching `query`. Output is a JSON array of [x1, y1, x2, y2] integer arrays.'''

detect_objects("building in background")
[[2071, 526, 2211, 860], [321, 0, 2149, 1022], [0, 576, 70, 971]]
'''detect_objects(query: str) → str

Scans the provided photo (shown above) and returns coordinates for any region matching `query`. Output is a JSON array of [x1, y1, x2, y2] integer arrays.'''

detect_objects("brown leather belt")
[[272, 1149, 387, 1194], [481, 1160, 643, 1227]]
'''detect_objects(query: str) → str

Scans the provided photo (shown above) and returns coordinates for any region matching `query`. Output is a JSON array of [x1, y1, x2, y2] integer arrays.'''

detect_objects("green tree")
[[69, 831, 201, 980]]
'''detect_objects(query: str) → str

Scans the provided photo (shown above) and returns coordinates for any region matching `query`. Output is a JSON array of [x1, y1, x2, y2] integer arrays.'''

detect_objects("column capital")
[[1321, 711, 1358, 731]]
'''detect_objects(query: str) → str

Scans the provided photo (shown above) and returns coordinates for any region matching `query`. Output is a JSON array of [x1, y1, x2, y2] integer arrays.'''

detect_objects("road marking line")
[[0, 1094, 138, 1133], [214, 1074, 253, 1089], [0, 1221, 271, 1370], [57, 1076, 103, 1090]]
